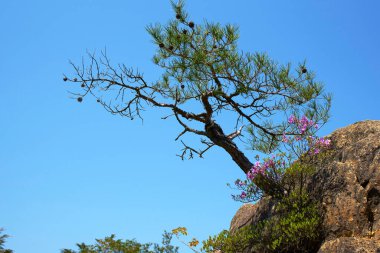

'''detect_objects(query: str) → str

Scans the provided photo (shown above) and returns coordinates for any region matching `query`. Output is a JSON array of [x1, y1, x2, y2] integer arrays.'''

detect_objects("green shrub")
[[0, 228, 13, 253], [202, 193, 321, 253], [61, 231, 178, 253]]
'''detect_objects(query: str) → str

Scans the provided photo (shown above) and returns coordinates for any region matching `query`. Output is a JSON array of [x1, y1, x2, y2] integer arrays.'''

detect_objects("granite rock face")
[[230, 203, 256, 234], [318, 236, 380, 253], [230, 197, 275, 234], [230, 120, 380, 252]]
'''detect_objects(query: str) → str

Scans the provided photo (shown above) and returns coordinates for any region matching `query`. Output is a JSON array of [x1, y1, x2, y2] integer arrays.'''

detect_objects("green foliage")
[[202, 225, 263, 253], [0, 228, 13, 253], [281, 161, 315, 197], [202, 193, 321, 253], [146, 3, 331, 143], [68, 0, 331, 162], [262, 193, 321, 252], [61, 232, 178, 253], [154, 231, 179, 253]]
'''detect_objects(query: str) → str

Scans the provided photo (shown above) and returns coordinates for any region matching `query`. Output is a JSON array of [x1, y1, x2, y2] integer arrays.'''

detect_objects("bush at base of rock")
[[202, 192, 322, 253]]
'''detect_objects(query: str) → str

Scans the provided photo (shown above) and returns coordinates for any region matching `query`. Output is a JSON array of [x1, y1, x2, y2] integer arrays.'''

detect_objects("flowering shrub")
[[232, 115, 331, 202], [171, 117, 332, 252], [203, 116, 332, 252]]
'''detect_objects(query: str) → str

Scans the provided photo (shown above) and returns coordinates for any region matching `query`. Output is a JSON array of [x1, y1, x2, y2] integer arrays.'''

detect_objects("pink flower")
[[264, 158, 275, 169], [240, 192, 247, 199], [315, 137, 331, 147], [247, 171, 254, 180], [288, 115, 296, 124], [300, 115, 307, 124]]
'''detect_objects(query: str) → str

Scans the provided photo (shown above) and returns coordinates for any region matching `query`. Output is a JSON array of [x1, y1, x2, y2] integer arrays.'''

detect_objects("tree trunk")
[[205, 120, 253, 174]]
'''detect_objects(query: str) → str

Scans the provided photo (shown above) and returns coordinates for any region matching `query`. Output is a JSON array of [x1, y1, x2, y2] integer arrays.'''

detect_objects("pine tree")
[[65, 0, 331, 174]]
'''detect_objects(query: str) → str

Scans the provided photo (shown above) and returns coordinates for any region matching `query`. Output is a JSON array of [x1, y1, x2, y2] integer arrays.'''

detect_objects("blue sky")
[[1, 0, 379, 252]]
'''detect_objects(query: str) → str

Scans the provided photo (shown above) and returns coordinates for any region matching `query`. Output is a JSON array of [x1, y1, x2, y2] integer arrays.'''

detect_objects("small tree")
[[65, 0, 331, 175], [61, 232, 178, 253]]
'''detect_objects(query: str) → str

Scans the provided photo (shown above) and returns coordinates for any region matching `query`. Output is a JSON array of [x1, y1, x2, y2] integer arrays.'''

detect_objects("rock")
[[230, 204, 256, 233], [229, 197, 275, 234], [309, 120, 380, 240], [229, 120, 380, 252], [318, 237, 380, 253]]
